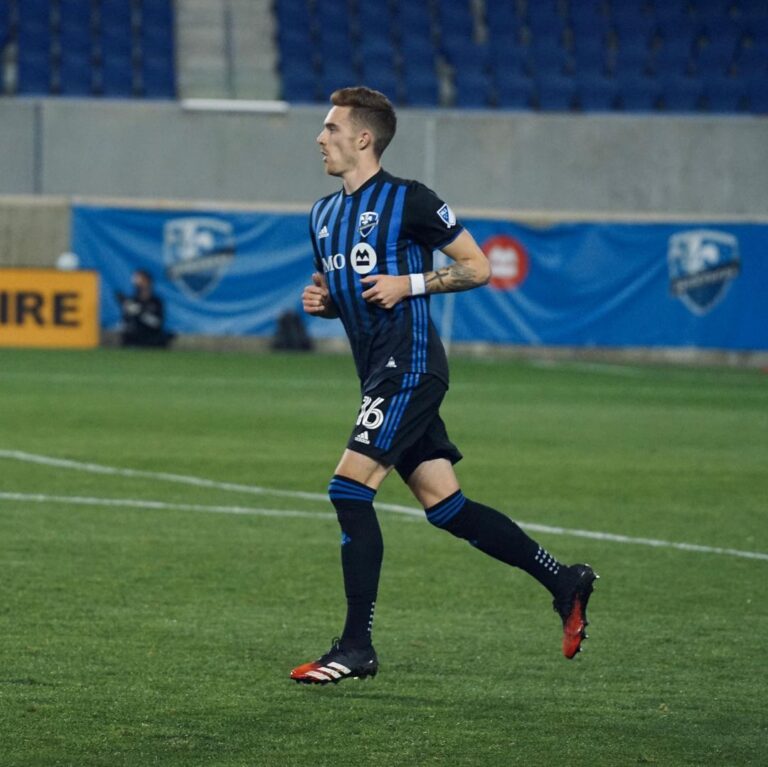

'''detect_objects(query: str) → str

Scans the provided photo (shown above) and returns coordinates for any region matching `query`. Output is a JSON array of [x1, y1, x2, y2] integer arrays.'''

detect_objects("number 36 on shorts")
[[356, 395, 385, 430]]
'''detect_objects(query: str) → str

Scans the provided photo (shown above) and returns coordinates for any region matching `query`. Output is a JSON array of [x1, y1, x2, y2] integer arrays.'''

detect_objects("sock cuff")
[[329, 474, 377, 503], [425, 489, 466, 527]]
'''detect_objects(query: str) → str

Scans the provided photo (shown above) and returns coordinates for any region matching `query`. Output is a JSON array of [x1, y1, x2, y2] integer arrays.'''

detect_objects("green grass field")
[[1, 348, 766, 767]]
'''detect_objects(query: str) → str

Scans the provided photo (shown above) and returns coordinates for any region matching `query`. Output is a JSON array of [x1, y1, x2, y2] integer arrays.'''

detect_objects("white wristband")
[[409, 273, 426, 296]]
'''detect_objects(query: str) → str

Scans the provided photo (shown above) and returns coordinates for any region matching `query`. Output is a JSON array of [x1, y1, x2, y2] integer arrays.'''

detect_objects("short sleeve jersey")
[[309, 169, 464, 391]]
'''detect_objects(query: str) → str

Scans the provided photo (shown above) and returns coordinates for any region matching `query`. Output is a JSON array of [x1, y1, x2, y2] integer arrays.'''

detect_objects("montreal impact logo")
[[163, 217, 236, 299], [667, 229, 740, 315]]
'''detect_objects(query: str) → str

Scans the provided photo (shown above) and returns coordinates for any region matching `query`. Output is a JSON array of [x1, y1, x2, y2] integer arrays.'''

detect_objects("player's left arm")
[[361, 230, 490, 309], [424, 230, 491, 294]]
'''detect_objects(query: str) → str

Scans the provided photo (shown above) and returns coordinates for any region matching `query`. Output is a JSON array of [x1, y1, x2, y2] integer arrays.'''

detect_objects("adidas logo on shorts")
[[354, 431, 371, 445]]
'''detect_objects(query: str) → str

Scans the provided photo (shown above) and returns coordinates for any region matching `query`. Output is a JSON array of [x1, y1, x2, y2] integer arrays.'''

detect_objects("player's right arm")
[[302, 272, 339, 319]]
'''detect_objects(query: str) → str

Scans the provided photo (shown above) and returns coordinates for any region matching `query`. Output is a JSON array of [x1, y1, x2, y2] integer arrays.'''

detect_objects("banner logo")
[[667, 230, 740, 315], [164, 217, 236, 299], [482, 234, 529, 290], [358, 211, 379, 238], [350, 243, 377, 275]]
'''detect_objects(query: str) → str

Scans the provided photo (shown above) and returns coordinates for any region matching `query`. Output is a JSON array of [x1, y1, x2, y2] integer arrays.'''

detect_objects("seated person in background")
[[116, 269, 172, 348]]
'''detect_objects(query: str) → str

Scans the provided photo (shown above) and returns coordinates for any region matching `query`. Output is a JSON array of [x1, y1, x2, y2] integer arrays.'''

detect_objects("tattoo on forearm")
[[425, 264, 477, 293]]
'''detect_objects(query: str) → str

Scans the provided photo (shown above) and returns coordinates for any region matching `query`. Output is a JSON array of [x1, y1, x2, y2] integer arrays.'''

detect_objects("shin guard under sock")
[[328, 475, 383, 648], [425, 490, 563, 595]]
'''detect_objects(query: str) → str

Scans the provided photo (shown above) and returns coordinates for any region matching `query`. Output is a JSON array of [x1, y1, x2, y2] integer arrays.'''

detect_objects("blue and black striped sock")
[[328, 475, 383, 649], [425, 490, 563, 595]]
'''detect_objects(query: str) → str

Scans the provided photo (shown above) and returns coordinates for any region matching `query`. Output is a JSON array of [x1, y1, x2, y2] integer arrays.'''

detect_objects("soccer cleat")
[[553, 564, 599, 659], [290, 638, 378, 685]]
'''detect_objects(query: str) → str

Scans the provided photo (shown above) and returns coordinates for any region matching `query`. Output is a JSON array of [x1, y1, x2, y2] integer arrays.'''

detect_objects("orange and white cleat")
[[290, 638, 378, 685], [553, 564, 599, 659]]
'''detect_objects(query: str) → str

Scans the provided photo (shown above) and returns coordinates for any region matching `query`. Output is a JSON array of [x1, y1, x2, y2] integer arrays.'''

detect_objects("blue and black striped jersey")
[[309, 169, 464, 391]]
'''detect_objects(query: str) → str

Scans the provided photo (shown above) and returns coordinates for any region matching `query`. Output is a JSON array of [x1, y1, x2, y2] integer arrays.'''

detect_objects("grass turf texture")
[[0, 348, 766, 766]]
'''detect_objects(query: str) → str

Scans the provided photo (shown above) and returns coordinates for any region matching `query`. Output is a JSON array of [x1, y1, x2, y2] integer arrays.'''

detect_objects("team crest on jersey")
[[358, 211, 379, 238], [350, 242, 377, 275], [667, 229, 740, 315], [163, 217, 236, 299], [437, 203, 456, 228]]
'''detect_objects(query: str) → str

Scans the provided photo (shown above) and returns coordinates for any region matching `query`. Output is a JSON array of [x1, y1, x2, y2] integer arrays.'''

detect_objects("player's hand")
[[360, 274, 411, 310], [302, 272, 335, 317]]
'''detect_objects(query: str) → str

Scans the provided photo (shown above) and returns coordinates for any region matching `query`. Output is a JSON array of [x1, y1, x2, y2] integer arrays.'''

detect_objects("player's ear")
[[359, 130, 372, 150]]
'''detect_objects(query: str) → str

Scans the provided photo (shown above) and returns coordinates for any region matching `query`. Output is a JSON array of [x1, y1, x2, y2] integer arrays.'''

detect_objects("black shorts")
[[346, 373, 463, 481]]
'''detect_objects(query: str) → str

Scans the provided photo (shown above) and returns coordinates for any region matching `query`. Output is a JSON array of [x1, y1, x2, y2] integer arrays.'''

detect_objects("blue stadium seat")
[[401, 68, 440, 106], [490, 45, 528, 78], [740, 8, 768, 43], [360, 66, 399, 101], [17, 3, 52, 56], [496, 72, 534, 109], [320, 60, 358, 97], [610, 38, 653, 75], [17, 51, 53, 94], [59, 51, 94, 95], [650, 35, 696, 75], [733, 39, 768, 74], [536, 73, 576, 111], [441, 34, 489, 71], [60, 18, 93, 57], [652, 2, 691, 32], [141, 0, 174, 58], [280, 65, 316, 102], [485, 1, 522, 45], [400, 29, 437, 69], [317, 27, 355, 63], [575, 72, 618, 111], [745, 74, 768, 113], [571, 35, 610, 76], [659, 74, 704, 111], [101, 0, 133, 25], [454, 67, 492, 108], [0, 1, 8, 48], [703, 75, 747, 112], [276, 23, 311, 52], [358, 0, 393, 34], [693, 37, 739, 76], [436, 0, 474, 35], [611, 6, 657, 47], [615, 72, 660, 110], [526, 0, 564, 36], [526, 35, 570, 76], [358, 34, 396, 64], [141, 0, 173, 26], [315, 1, 352, 39], [275, 0, 311, 37], [396, 3, 433, 37], [142, 53, 175, 98], [569, 2, 611, 39], [100, 54, 134, 96], [101, 23, 133, 59]]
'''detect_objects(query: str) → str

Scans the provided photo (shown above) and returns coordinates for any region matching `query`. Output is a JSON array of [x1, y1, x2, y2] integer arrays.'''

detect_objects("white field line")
[[1, 449, 767, 562]]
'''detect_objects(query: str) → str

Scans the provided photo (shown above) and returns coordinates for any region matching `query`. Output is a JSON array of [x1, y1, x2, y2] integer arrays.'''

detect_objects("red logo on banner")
[[482, 235, 529, 290]]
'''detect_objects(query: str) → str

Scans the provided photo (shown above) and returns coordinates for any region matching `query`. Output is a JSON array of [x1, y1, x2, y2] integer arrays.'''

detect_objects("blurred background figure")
[[116, 269, 172, 348]]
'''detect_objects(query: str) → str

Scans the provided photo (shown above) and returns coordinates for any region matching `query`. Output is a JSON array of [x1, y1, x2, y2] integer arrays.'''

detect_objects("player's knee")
[[327, 474, 377, 523], [424, 490, 471, 537]]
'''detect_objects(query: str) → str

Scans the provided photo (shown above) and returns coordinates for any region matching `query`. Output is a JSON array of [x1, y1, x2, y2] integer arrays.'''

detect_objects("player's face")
[[317, 106, 361, 177]]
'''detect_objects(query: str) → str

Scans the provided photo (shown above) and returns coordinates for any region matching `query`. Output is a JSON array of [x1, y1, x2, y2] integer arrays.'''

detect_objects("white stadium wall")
[[0, 99, 767, 215]]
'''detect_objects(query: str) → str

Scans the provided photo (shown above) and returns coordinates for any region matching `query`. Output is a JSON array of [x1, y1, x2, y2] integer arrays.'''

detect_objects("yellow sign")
[[0, 269, 100, 349]]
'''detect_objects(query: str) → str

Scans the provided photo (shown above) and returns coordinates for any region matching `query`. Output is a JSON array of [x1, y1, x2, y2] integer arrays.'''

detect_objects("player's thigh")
[[334, 448, 392, 491], [406, 458, 461, 508]]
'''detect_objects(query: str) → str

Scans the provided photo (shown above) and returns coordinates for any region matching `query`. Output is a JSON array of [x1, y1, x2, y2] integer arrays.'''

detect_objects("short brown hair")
[[331, 87, 397, 159]]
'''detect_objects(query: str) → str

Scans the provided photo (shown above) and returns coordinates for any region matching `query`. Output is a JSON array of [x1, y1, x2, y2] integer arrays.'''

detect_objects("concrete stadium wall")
[[0, 98, 767, 215]]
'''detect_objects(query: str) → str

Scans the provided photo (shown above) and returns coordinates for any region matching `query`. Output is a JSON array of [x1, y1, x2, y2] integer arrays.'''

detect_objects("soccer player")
[[290, 87, 597, 685]]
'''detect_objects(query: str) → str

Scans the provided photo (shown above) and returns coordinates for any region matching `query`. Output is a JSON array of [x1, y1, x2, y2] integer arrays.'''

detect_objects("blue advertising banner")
[[72, 205, 317, 338], [71, 205, 768, 351]]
